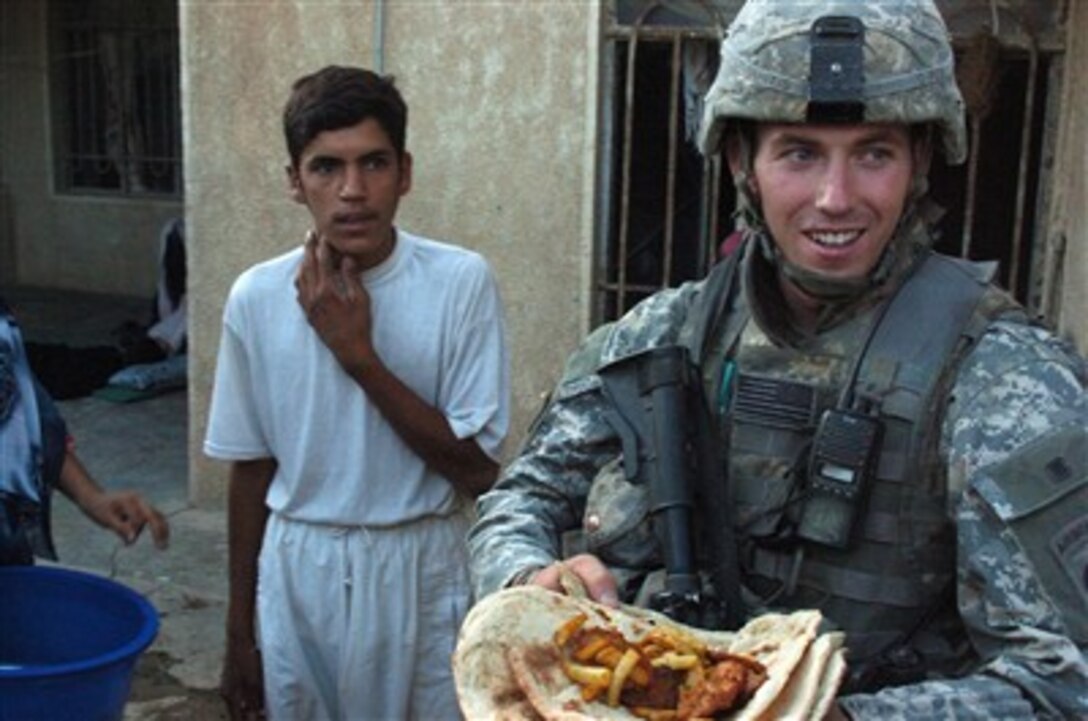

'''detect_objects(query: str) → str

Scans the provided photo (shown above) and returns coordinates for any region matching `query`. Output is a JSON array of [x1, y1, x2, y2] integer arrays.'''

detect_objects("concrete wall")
[[0, 1, 182, 297], [1046, 0, 1088, 352], [185, 1, 601, 503], [9, 0, 1075, 506]]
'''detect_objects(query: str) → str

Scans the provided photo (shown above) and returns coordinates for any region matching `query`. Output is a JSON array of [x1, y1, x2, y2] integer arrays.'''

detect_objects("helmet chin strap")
[[749, 225, 881, 301], [778, 247, 879, 301]]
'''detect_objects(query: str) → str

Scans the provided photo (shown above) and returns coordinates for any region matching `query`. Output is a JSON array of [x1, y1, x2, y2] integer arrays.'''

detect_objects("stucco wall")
[[185, 1, 600, 503], [0, 0, 182, 297]]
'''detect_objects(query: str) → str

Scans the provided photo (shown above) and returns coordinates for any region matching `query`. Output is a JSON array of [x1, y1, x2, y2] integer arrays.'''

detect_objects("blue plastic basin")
[[0, 566, 159, 721]]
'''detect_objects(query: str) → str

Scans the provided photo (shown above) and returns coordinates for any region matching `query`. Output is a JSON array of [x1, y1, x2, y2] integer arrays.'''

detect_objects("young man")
[[468, 1, 1087, 719], [1, 295, 169, 565], [206, 66, 509, 720]]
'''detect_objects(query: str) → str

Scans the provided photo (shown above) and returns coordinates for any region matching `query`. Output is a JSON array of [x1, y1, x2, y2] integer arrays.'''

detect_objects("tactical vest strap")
[[855, 254, 996, 432], [859, 510, 900, 544], [683, 244, 745, 365], [678, 244, 748, 628], [874, 448, 911, 482], [733, 423, 811, 456], [752, 548, 924, 606]]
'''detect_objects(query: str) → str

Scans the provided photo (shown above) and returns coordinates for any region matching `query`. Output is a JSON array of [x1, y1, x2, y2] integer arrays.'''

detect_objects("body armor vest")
[[687, 250, 1020, 690]]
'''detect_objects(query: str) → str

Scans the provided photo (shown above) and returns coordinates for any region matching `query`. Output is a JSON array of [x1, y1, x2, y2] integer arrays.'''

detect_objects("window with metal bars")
[[597, 0, 1065, 324], [49, 0, 181, 198], [596, 2, 729, 322]]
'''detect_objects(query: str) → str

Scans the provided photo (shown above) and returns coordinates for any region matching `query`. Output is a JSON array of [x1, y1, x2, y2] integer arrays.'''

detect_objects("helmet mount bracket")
[[807, 15, 865, 124]]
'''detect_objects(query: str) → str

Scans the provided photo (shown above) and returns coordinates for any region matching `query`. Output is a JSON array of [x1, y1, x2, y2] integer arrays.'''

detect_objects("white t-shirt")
[[204, 229, 509, 526]]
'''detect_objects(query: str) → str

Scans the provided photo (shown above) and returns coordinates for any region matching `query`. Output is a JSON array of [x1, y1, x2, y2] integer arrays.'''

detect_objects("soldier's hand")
[[530, 554, 620, 608]]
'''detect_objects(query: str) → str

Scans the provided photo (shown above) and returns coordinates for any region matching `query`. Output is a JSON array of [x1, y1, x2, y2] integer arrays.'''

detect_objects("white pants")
[[257, 512, 471, 721]]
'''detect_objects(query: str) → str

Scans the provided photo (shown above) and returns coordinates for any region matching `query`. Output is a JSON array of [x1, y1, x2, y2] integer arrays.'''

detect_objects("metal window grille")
[[49, 0, 181, 198], [598, 0, 1065, 324], [596, 2, 730, 322]]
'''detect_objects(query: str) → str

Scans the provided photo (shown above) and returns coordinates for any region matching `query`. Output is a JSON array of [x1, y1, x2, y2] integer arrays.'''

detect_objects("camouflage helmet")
[[698, 0, 967, 165]]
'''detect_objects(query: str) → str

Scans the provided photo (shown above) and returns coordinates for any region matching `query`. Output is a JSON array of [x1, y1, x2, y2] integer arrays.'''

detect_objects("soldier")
[[468, 0, 1087, 718]]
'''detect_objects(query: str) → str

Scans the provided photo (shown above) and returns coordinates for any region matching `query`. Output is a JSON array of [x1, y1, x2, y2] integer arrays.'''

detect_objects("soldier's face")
[[748, 123, 917, 282]]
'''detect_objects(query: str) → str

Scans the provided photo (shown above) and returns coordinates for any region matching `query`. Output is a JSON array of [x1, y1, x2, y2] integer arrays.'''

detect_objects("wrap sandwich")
[[453, 585, 847, 720]]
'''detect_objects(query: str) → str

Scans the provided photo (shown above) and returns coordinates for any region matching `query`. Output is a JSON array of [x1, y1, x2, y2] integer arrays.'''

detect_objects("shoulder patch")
[[971, 420, 1088, 639], [972, 420, 1086, 522]]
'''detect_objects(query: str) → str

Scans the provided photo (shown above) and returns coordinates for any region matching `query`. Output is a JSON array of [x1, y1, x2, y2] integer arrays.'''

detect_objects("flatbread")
[[755, 631, 844, 721], [454, 587, 564, 719], [725, 611, 823, 721], [808, 645, 848, 721], [453, 586, 843, 721], [455, 586, 734, 720]]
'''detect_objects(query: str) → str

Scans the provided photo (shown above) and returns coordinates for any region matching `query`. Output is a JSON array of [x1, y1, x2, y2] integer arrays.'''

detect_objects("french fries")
[[651, 651, 700, 671], [552, 613, 766, 720], [607, 648, 642, 706], [561, 657, 612, 702], [629, 709, 678, 721], [554, 612, 588, 648]]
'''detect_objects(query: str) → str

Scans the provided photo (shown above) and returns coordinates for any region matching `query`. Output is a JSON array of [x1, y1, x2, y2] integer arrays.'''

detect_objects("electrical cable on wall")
[[374, 0, 386, 74]]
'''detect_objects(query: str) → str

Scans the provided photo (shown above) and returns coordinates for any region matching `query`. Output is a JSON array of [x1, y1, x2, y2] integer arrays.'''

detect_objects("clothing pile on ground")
[[25, 217, 187, 402]]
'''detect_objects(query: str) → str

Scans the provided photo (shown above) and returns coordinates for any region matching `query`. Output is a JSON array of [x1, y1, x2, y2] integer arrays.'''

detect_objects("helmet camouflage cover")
[[698, 0, 967, 164]]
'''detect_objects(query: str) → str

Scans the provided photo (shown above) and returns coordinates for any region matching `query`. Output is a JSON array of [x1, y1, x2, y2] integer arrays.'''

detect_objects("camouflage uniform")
[[469, 253, 1087, 718], [469, 0, 1088, 717]]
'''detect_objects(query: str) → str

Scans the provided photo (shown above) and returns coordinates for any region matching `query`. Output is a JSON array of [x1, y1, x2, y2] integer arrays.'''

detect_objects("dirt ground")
[[126, 651, 229, 720]]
